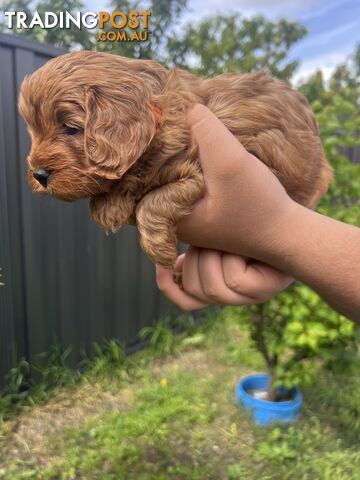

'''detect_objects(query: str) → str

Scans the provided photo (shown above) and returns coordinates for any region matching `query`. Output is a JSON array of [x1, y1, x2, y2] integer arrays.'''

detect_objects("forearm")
[[265, 203, 360, 322]]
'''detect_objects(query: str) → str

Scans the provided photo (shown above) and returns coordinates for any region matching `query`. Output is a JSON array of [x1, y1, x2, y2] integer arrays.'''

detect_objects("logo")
[[3, 10, 152, 43]]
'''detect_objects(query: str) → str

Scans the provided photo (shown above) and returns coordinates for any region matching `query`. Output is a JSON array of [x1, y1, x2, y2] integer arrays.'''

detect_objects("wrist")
[[258, 199, 309, 270]]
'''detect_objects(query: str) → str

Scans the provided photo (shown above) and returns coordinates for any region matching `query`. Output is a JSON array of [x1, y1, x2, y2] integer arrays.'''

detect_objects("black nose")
[[33, 169, 50, 187]]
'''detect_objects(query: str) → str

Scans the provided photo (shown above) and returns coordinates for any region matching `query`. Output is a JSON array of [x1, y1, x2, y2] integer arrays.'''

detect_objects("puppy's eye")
[[62, 124, 80, 135]]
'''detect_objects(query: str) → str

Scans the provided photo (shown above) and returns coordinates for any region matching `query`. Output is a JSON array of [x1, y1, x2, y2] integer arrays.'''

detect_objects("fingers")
[[174, 253, 185, 273], [195, 249, 257, 304], [182, 247, 206, 301], [174, 248, 261, 306], [222, 253, 294, 302], [155, 263, 208, 311], [156, 248, 293, 311]]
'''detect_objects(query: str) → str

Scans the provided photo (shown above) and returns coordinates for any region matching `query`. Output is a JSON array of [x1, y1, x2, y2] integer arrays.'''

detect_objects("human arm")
[[162, 105, 360, 321]]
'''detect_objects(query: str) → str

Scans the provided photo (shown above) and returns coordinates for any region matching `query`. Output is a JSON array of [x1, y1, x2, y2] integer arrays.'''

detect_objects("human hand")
[[159, 105, 360, 321], [177, 104, 299, 264], [156, 248, 293, 311]]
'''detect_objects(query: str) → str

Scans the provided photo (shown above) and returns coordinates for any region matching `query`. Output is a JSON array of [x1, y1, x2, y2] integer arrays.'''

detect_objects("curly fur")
[[19, 51, 333, 267]]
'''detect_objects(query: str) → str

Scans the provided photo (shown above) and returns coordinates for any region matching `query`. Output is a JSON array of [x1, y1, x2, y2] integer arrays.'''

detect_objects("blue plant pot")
[[235, 373, 302, 425]]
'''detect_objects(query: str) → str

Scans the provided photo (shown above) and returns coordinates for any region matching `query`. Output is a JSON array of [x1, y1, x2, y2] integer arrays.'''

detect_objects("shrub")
[[246, 285, 358, 398]]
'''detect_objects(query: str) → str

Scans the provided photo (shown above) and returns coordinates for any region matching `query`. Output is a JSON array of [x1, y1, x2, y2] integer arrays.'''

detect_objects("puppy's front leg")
[[136, 170, 204, 267], [90, 190, 136, 232]]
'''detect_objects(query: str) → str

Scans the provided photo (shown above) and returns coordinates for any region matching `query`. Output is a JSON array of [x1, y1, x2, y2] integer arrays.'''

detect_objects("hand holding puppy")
[[157, 104, 295, 310], [176, 104, 299, 260], [157, 105, 360, 322]]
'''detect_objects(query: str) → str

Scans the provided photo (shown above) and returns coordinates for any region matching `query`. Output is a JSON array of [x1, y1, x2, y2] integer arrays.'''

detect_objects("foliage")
[[139, 317, 179, 357], [299, 44, 360, 223], [247, 285, 358, 392], [79, 338, 128, 379], [0, 0, 95, 49], [31, 339, 78, 389], [0, 338, 132, 421], [96, 0, 187, 61], [166, 14, 306, 80], [0, 340, 80, 421]]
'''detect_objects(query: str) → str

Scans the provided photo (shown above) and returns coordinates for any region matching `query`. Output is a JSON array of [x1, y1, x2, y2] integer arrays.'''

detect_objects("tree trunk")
[[251, 305, 278, 401]]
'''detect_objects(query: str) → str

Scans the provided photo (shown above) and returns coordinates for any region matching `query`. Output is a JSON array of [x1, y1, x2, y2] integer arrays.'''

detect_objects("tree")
[[0, 0, 188, 58], [96, 0, 187, 61], [299, 45, 360, 223], [0, 0, 95, 49], [355, 43, 360, 76], [166, 15, 306, 80], [244, 285, 357, 400]]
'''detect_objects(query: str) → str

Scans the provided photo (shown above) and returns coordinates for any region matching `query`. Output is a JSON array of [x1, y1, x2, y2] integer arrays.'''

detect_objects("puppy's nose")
[[33, 168, 50, 187]]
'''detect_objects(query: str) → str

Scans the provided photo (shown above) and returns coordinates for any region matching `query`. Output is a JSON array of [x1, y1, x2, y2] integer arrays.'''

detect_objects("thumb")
[[175, 253, 185, 273], [187, 104, 252, 182]]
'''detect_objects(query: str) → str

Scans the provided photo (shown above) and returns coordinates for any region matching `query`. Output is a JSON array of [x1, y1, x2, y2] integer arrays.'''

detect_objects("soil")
[[247, 388, 296, 402]]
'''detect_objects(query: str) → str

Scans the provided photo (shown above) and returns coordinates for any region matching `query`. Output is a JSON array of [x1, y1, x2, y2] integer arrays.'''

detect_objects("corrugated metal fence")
[[0, 33, 174, 389]]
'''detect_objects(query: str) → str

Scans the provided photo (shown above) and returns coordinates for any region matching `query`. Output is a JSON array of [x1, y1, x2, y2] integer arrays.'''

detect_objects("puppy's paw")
[[141, 237, 178, 268]]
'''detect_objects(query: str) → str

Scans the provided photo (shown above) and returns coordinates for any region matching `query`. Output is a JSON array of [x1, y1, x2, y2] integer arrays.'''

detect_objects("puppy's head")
[[19, 51, 164, 201]]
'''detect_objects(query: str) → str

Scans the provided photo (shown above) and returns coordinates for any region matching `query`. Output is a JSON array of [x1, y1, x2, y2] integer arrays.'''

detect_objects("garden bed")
[[1, 310, 360, 479]]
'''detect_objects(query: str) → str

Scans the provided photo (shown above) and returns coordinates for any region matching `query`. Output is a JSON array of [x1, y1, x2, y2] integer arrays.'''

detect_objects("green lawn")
[[1, 310, 360, 479]]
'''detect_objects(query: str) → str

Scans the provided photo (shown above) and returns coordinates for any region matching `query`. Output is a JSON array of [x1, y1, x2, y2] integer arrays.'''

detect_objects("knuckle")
[[202, 285, 221, 302], [184, 286, 202, 300], [224, 273, 243, 293]]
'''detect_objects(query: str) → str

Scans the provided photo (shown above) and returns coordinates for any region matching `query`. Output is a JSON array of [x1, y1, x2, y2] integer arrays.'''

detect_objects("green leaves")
[[0, 0, 96, 49], [139, 317, 178, 357], [300, 45, 360, 227], [247, 283, 358, 391], [97, 0, 187, 60], [166, 14, 306, 80]]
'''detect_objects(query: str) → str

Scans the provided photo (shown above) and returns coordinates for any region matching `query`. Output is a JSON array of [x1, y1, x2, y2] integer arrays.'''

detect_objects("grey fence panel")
[[0, 33, 175, 389], [0, 56, 16, 379], [0, 43, 29, 368]]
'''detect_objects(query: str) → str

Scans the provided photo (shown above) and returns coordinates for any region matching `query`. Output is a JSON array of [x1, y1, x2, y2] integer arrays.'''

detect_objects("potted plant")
[[235, 284, 358, 425]]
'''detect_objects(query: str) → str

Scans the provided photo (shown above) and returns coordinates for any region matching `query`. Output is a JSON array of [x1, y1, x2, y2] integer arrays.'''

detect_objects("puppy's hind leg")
[[136, 170, 204, 267]]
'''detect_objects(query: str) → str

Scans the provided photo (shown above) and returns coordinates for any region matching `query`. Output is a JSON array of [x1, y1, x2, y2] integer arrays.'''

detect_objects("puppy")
[[19, 51, 333, 267]]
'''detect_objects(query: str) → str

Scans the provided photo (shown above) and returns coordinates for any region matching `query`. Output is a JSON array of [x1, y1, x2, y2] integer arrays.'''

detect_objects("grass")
[[1, 309, 360, 479]]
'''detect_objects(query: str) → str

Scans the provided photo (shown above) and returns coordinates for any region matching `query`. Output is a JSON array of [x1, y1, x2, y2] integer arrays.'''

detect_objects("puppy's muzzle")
[[33, 168, 50, 187]]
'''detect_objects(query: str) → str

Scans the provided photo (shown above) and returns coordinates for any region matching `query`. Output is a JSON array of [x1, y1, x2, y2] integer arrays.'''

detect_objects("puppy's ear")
[[84, 84, 157, 179]]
